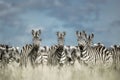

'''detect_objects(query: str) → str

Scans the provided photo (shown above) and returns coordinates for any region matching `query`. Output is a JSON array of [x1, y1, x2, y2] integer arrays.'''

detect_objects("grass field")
[[0, 62, 119, 80]]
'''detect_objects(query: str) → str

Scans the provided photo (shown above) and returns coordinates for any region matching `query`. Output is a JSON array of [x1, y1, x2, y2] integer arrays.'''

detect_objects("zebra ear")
[[38, 29, 41, 35], [88, 33, 94, 40], [32, 29, 35, 36], [114, 45, 117, 48], [91, 33, 94, 39], [80, 32, 82, 36], [83, 30, 87, 39], [63, 32, 66, 36], [89, 33, 94, 40], [88, 35, 90, 40]]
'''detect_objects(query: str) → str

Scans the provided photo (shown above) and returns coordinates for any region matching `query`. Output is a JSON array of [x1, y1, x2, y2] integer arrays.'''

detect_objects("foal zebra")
[[20, 29, 41, 68], [76, 31, 113, 68]]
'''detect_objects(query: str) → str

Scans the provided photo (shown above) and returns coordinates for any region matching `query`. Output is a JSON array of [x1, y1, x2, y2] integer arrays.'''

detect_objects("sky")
[[0, 0, 120, 48]]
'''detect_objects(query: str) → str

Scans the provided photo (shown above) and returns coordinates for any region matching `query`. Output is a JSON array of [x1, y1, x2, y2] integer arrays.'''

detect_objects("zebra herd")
[[0, 29, 120, 70]]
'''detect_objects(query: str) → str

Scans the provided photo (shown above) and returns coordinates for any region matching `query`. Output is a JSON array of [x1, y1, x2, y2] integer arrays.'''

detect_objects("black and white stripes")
[[0, 29, 120, 70], [0, 44, 20, 68], [76, 31, 113, 68]]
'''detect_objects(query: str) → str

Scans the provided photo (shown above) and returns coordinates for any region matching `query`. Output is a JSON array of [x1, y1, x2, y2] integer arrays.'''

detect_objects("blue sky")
[[0, 0, 120, 48]]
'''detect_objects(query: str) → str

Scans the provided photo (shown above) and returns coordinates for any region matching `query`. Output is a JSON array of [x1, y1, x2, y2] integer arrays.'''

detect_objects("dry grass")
[[0, 61, 120, 80]]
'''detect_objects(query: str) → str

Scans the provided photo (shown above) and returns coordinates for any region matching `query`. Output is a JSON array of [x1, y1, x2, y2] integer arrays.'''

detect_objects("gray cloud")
[[0, 0, 119, 47]]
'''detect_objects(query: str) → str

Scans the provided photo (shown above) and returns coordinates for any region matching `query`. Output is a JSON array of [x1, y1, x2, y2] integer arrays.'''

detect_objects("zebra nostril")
[[16, 59, 20, 63], [68, 57, 72, 62], [77, 57, 81, 60], [79, 45, 84, 50]]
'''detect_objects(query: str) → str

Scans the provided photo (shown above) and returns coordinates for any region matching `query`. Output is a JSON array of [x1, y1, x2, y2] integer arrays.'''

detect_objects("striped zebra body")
[[49, 45, 67, 66], [80, 44, 113, 67], [28, 45, 39, 68], [20, 44, 33, 67], [48, 31, 67, 66], [76, 31, 113, 68], [20, 44, 40, 68]]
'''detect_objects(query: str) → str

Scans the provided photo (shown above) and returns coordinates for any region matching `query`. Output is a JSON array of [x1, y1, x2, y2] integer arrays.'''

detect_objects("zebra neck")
[[56, 45, 64, 53], [33, 46, 39, 51], [28, 46, 39, 57]]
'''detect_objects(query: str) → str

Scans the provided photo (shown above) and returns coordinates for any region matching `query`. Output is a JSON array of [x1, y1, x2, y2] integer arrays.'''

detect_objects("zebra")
[[64, 46, 80, 65], [35, 46, 50, 66], [7, 47, 20, 64], [20, 29, 41, 68], [0, 45, 20, 68], [76, 31, 113, 68], [49, 31, 67, 66], [108, 45, 120, 70], [0, 45, 10, 68], [20, 44, 32, 67]]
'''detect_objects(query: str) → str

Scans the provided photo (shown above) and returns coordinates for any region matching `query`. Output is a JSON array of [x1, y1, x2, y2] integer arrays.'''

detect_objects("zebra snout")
[[16, 58, 20, 63], [68, 57, 72, 62], [79, 45, 84, 51]]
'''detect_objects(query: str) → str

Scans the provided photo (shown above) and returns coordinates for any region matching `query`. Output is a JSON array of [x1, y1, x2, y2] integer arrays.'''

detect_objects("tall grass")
[[0, 61, 120, 80]]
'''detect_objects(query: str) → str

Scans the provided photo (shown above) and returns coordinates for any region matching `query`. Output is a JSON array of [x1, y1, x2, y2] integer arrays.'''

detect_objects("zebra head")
[[56, 31, 66, 46], [32, 29, 42, 47], [76, 31, 88, 50], [76, 31, 94, 50]]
